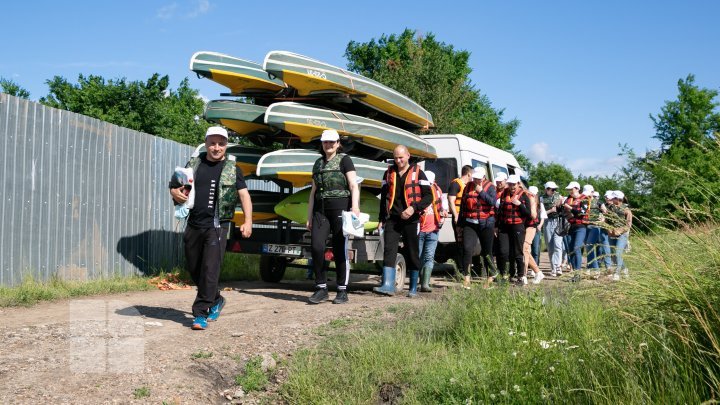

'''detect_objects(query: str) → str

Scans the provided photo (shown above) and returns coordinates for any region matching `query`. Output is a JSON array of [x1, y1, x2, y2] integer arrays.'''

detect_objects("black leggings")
[[496, 224, 525, 278], [311, 209, 350, 290], [462, 221, 497, 277], [382, 217, 422, 271]]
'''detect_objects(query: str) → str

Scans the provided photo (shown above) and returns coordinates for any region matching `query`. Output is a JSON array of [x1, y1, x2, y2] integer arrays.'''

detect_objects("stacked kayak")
[[190, 49, 437, 228]]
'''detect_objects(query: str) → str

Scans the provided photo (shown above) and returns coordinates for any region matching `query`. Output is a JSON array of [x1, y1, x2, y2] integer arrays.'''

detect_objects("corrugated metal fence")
[[0, 93, 197, 286]]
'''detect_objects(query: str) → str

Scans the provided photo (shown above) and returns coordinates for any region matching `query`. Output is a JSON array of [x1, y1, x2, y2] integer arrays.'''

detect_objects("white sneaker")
[[521, 276, 528, 285], [612, 274, 620, 281], [557, 270, 563, 276], [533, 271, 545, 284], [551, 270, 557, 277], [528, 272, 535, 279]]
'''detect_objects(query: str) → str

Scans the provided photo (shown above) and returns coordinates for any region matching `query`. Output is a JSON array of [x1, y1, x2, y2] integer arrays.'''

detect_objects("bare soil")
[[0, 273, 441, 405]]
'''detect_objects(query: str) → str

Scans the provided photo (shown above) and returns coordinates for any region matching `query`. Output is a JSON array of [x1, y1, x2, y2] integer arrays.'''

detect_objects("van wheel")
[[394, 253, 406, 292], [259, 256, 287, 283]]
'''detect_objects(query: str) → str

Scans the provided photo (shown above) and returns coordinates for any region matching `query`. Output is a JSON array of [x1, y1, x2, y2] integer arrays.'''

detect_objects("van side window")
[[492, 164, 508, 179], [471, 159, 491, 180], [425, 158, 457, 192]]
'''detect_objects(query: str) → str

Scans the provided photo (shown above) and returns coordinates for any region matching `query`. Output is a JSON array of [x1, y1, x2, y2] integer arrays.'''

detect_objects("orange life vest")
[[385, 164, 423, 213], [420, 183, 443, 228], [567, 194, 590, 225], [462, 179, 495, 220], [450, 178, 465, 213], [499, 188, 527, 225]]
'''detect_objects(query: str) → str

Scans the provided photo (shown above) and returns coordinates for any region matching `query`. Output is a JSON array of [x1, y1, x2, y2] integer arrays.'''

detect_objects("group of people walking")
[[170, 129, 633, 330]]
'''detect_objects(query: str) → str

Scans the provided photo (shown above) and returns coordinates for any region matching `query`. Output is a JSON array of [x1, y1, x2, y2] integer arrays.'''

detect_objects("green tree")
[[0, 77, 30, 99], [651, 74, 720, 151], [345, 29, 519, 151], [624, 75, 720, 227], [40, 74, 207, 145], [526, 161, 574, 190]]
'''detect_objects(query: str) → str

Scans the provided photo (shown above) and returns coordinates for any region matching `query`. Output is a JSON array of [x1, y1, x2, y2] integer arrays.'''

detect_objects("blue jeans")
[[569, 226, 587, 270], [610, 233, 629, 274], [531, 229, 541, 266], [543, 217, 564, 272], [585, 226, 602, 269], [418, 230, 440, 273], [599, 228, 612, 268]]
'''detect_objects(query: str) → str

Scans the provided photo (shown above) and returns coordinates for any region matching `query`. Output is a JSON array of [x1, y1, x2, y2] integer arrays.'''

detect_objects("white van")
[[420, 134, 526, 263]]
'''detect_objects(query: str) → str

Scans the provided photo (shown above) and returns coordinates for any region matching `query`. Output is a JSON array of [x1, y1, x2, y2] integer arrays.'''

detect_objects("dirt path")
[[0, 253, 570, 404], [0, 272, 444, 404]]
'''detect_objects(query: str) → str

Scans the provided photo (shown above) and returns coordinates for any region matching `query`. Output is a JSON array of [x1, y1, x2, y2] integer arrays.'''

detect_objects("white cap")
[[612, 190, 625, 200], [566, 181, 581, 190], [544, 181, 559, 190], [425, 170, 436, 183], [528, 186, 539, 195], [471, 166, 487, 179], [592, 191, 600, 197], [320, 129, 340, 142], [205, 126, 228, 139], [494, 172, 508, 183], [507, 174, 521, 184], [605, 190, 614, 198], [582, 184, 595, 195]]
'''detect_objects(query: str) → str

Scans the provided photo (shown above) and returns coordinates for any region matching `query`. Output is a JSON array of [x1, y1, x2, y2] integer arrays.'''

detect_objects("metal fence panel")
[[0, 94, 193, 286]]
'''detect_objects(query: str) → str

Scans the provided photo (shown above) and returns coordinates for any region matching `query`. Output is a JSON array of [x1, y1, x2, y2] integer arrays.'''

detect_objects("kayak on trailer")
[[190, 51, 286, 96], [204, 100, 276, 136], [274, 188, 380, 231], [232, 190, 282, 225], [255, 149, 388, 188], [264, 102, 437, 159], [263, 50, 434, 129]]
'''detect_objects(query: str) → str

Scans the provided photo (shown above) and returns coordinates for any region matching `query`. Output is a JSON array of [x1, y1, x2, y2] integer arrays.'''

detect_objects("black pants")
[[453, 217, 482, 275], [184, 224, 228, 317], [462, 219, 497, 277], [496, 224, 525, 278], [383, 216, 422, 271], [311, 209, 350, 290]]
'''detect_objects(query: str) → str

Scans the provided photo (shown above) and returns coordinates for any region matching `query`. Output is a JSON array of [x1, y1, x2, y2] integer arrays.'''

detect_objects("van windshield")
[[424, 158, 458, 192]]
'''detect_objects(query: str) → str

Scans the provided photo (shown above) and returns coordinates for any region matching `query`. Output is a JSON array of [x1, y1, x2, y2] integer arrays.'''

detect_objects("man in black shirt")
[[170, 126, 252, 330], [374, 145, 432, 296]]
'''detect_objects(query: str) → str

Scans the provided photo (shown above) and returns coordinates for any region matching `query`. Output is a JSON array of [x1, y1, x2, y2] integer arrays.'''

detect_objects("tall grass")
[[281, 227, 720, 404]]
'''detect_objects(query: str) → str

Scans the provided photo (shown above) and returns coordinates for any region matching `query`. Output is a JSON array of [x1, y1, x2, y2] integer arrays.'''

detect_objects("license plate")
[[262, 244, 303, 256]]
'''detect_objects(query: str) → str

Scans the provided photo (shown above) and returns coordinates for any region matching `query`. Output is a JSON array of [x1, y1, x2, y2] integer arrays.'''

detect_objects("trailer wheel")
[[394, 253, 406, 292], [259, 256, 287, 283]]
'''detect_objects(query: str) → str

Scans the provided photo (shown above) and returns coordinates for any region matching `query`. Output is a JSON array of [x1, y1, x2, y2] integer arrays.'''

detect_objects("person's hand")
[[240, 221, 252, 238], [306, 219, 312, 231], [352, 207, 360, 217], [171, 186, 188, 204], [401, 206, 415, 220], [377, 221, 384, 232], [511, 198, 521, 206]]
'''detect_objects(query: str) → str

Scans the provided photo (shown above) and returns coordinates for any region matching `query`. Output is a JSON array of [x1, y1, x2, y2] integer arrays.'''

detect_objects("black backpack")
[[555, 215, 571, 237]]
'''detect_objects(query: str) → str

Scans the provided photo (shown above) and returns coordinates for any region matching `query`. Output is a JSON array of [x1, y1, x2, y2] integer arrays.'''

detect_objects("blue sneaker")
[[207, 297, 226, 322], [191, 316, 208, 330]]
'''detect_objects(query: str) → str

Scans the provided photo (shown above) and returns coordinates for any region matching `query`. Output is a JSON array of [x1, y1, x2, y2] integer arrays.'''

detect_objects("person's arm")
[[477, 183, 496, 206], [538, 203, 547, 228], [345, 170, 360, 216], [378, 171, 389, 228], [517, 194, 531, 217], [237, 188, 252, 238], [306, 183, 316, 231]]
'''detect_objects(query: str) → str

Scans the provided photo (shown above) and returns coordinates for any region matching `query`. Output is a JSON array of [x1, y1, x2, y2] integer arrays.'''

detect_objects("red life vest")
[[499, 188, 527, 225], [567, 194, 590, 225], [420, 183, 443, 229], [385, 164, 423, 213], [462, 180, 495, 220]]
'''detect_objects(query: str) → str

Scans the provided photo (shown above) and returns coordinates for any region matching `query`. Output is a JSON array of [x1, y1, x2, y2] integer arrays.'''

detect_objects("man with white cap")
[[417, 170, 446, 293], [170, 126, 253, 330], [583, 185, 604, 278], [458, 166, 498, 288], [607, 190, 632, 280], [495, 174, 531, 283], [562, 181, 589, 282], [540, 181, 564, 276]]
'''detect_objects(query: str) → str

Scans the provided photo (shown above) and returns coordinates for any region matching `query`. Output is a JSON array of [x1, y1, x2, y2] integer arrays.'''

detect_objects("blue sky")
[[3, 0, 719, 177]]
